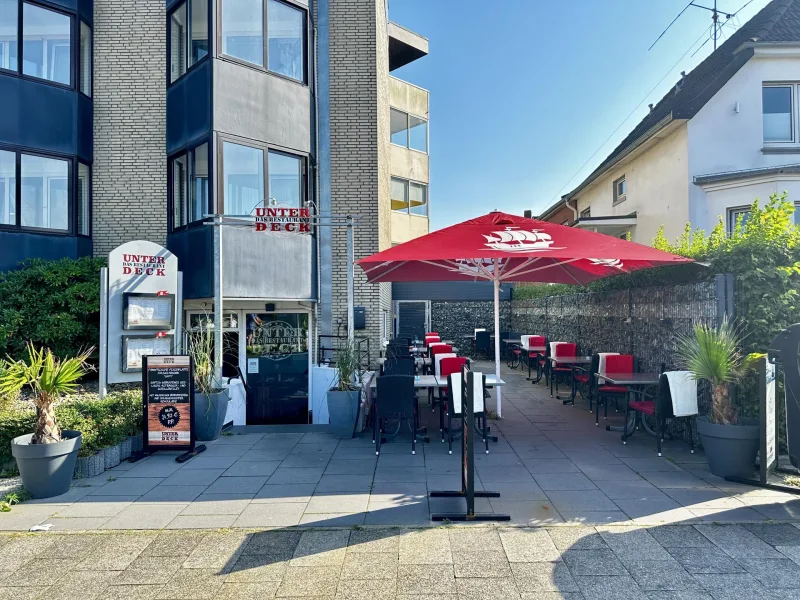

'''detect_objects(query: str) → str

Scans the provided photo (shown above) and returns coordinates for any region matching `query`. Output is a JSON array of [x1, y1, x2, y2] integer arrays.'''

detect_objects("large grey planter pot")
[[74, 449, 105, 480], [696, 416, 759, 479], [327, 390, 360, 439], [194, 392, 229, 442], [104, 443, 121, 469], [11, 430, 82, 499], [119, 437, 132, 461]]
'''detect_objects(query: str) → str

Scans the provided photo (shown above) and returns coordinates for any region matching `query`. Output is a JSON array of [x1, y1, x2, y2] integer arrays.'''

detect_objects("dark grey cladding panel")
[[392, 281, 513, 302], [213, 60, 312, 155], [221, 227, 314, 299], [167, 60, 212, 154]]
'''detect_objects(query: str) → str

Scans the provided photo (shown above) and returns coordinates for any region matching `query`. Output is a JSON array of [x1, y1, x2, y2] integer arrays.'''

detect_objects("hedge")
[[0, 390, 142, 474], [0, 257, 105, 363]]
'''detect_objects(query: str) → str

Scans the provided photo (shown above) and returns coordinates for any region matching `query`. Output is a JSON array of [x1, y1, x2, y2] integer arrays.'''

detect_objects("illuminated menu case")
[[122, 335, 174, 373], [123, 292, 175, 330]]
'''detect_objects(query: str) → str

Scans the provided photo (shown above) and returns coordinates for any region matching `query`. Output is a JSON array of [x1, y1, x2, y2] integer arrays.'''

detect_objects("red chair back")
[[440, 357, 467, 379], [554, 343, 577, 358], [529, 335, 546, 347], [605, 354, 634, 375], [431, 344, 453, 357], [426, 332, 439, 337], [425, 335, 441, 344]]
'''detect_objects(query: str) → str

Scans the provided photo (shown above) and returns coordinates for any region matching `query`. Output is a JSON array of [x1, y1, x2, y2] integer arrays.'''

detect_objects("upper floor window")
[[219, 139, 305, 217], [0, 147, 89, 235], [170, 142, 209, 229], [390, 108, 428, 152], [391, 176, 428, 216], [221, 0, 306, 83], [763, 85, 795, 143], [613, 175, 626, 205], [727, 202, 800, 232], [169, 0, 209, 84], [580, 207, 591, 218], [0, 2, 93, 92]]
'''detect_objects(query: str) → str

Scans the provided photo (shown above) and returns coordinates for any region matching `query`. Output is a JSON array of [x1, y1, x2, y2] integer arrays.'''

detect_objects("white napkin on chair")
[[665, 371, 698, 417], [597, 352, 620, 385]]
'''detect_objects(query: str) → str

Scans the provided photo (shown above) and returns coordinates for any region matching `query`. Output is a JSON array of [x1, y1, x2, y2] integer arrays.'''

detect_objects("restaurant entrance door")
[[244, 312, 310, 424]]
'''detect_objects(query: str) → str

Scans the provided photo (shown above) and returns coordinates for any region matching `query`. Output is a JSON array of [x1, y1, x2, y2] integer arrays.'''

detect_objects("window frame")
[[78, 19, 91, 97], [389, 107, 429, 154], [612, 175, 626, 206], [167, 0, 210, 87], [390, 175, 429, 217], [214, 134, 308, 218], [762, 83, 797, 145], [217, 0, 309, 86], [0, 0, 80, 91], [76, 160, 90, 237], [168, 138, 212, 232], [579, 207, 591, 218], [726, 205, 751, 233], [0, 144, 85, 236]]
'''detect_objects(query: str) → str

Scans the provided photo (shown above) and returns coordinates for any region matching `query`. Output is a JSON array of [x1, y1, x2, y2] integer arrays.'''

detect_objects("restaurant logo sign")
[[250, 320, 305, 361], [254, 208, 311, 233], [483, 227, 562, 253], [121, 254, 168, 276]]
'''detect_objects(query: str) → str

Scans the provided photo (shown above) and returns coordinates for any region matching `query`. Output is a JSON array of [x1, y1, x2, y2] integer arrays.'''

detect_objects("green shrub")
[[0, 390, 143, 470], [0, 257, 105, 363]]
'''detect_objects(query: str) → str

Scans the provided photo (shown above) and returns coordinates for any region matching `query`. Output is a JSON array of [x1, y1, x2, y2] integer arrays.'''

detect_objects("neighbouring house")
[[538, 0, 800, 245]]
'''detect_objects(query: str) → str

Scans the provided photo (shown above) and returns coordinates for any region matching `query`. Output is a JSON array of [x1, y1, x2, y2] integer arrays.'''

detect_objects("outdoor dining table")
[[377, 356, 430, 369], [521, 345, 546, 382], [594, 372, 661, 435], [548, 356, 593, 402]]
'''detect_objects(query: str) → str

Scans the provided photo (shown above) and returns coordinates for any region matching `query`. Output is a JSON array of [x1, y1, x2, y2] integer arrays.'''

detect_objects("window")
[[0, 150, 14, 225], [0, 0, 17, 72], [171, 154, 187, 227], [391, 177, 428, 216], [79, 21, 91, 95], [190, 143, 209, 223], [20, 154, 69, 230], [77, 162, 89, 236], [223, 141, 264, 215], [22, 3, 71, 86], [763, 85, 794, 143], [267, 0, 304, 82], [613, 176, 626, 205], [222, 0, 264, 67], [169, 0, 208, 84], [408, 115, 428, 152], [580, 207, 591, 218], [390, 108, 429, 153], [268, 150, 302, 206]]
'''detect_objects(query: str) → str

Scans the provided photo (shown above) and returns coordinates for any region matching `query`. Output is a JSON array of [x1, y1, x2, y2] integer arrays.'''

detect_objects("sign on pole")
[[761, 357, 778, 485]]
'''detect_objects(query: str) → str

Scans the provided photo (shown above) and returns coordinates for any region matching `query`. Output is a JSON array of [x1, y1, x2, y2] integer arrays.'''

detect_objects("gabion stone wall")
[[431, 301, 512, 348], [511, 281, 719, 372]]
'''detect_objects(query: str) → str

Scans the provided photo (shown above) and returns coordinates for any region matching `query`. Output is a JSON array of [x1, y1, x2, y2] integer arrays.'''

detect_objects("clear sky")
[[388, 0, 772, 230]]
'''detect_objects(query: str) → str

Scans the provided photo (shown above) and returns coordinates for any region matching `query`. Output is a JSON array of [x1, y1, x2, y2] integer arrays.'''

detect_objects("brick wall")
[[328, 0, 391, 363], [539, 202, 575, 226], [92, 0, 167, 256]]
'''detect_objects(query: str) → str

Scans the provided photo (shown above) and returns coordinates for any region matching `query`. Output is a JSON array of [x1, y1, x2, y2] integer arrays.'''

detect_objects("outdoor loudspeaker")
[[265, 303, 276, 312]]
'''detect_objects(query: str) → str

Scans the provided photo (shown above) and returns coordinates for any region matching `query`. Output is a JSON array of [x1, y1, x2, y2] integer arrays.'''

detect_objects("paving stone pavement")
[[2, 525, 800, 599], [3, 361, 800, 532]]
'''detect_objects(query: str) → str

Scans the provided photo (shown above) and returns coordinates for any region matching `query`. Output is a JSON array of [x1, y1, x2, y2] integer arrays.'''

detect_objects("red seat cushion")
[[598, 385, 629, 394], [629, 400, 655, 415], [574, 374, 589, 383], [513, 349, 522, 355]]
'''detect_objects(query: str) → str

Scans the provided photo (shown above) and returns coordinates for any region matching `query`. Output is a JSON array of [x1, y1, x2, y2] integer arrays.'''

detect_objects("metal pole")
[[346, 216, 355, 342], [213, 214, 224, 382], [493, 259, 502, 418], [99, 267, 109, 398]]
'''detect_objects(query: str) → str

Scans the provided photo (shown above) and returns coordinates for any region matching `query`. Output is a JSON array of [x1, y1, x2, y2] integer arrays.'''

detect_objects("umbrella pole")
[[493, 261, 502, 418]]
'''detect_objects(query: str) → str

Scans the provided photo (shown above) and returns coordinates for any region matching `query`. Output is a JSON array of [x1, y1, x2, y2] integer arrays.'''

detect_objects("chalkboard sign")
[[143, 355, 194, 453]]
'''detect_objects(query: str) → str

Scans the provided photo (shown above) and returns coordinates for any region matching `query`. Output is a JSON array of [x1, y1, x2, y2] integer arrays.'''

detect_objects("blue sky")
[[388, 0, 772, 230]]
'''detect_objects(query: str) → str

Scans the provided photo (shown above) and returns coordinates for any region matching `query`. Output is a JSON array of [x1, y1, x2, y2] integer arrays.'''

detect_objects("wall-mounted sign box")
[[122, 334, 173, 373], [123, 292, 175, 330]]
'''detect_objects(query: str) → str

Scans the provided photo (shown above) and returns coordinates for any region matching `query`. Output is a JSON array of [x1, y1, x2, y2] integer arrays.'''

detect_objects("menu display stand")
[[430, 366, 510, 521], [129, 355, 206, 464]]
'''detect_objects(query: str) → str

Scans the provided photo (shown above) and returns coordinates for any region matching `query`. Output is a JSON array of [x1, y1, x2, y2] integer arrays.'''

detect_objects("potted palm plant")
[[187, 321, 229, 441], [676, 317, 759, 478], [327, 341, 362, 439], [0, 344, 93, 498]]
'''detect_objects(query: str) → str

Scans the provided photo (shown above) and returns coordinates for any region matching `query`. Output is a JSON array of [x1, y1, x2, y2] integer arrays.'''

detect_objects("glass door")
[[185, 311, 242, 380], [245, 312, 309, 424]]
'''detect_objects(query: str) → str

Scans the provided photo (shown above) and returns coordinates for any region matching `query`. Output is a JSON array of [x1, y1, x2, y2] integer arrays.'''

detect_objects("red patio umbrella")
[[358, 211, 692, 416]]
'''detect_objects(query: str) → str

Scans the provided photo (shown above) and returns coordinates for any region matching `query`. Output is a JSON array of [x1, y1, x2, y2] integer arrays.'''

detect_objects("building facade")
[[0, 0, 430, 425], [537, 0, 800, 245]]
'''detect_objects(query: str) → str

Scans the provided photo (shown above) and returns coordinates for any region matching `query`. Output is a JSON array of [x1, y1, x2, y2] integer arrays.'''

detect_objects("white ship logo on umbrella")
[[483, 228, 561, 253]]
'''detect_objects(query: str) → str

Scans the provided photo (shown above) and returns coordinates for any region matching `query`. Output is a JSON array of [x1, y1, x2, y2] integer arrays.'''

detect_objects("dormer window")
[[613, 176, 626, 205]]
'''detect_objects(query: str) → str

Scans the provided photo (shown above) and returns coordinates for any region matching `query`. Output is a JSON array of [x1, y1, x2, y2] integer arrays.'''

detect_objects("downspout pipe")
[[565, 197, 579, 222]]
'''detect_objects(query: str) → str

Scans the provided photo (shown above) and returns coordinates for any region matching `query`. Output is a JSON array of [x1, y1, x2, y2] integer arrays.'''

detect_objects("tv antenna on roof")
[[649, 0, 749, 53]]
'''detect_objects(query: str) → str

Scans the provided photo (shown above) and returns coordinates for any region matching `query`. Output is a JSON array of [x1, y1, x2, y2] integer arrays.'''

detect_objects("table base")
[[430, 490, 510, 522]]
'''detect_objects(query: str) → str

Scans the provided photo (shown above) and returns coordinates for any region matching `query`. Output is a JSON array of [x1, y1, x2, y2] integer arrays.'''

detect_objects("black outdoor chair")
[[595, 354, 638, 426], [375, 375, 419, 455], [474, 331, 491, 360], [443, 372, 493, 455], [625, 372, 696, 456], [382, 357, 415, 376], [386, 340, 410, 359], [499, 331, 510, 359]]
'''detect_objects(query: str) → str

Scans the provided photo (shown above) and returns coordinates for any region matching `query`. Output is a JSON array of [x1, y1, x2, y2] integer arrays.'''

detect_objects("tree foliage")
[[0, 257, 105, 363]]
